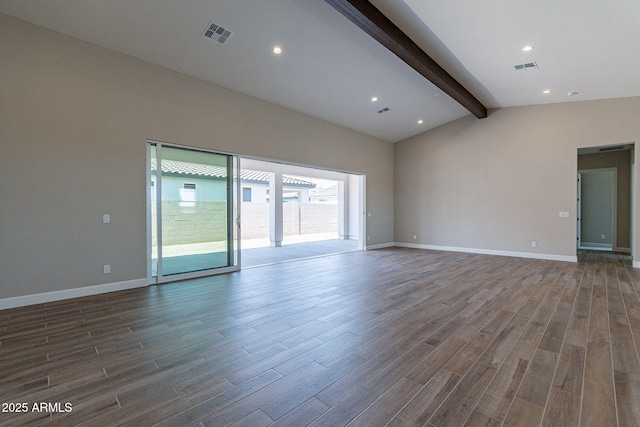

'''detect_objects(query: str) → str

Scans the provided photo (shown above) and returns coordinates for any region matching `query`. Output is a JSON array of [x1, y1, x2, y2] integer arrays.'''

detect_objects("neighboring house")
[[150, 158, 316, 204], [150, 159, 330, 243], [309, 184, 339, 204]]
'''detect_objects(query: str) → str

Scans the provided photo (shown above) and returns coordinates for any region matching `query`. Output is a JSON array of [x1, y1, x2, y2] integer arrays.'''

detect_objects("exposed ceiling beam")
[[325, 0, 488, 119]]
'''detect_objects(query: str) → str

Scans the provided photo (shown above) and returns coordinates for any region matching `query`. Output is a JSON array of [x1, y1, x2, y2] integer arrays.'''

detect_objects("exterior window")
[[242, 187, 252, 202], [180, 183, 196, 209]]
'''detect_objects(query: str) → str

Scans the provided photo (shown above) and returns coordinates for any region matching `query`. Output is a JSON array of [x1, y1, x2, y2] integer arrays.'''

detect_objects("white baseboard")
[[394, 242, 578, 263], [366, 242, 395, 250], [0, 278, 148, 311]]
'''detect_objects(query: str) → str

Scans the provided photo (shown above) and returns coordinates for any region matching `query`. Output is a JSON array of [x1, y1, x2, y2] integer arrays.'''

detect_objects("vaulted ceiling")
[[1, 0, 639, 142]]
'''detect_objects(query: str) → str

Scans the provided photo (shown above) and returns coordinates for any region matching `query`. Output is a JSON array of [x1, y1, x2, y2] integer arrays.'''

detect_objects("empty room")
[[1, 1, 640, 426]]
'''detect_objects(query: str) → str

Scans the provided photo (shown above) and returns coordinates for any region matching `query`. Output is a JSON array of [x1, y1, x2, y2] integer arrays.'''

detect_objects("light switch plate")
[[559, 212, 570, 218], [103, 214, 111, 223]]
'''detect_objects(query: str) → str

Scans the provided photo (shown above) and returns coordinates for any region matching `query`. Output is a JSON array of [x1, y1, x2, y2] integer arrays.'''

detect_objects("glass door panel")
[[149, 143, 239, 282], [150, 146, 159, 278]]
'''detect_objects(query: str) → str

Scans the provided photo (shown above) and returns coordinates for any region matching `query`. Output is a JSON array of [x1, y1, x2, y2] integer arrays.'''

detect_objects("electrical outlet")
[[103, 214, 111, 224], [413, 235, 417, 240], [531, 241, 537, 247], [559, 212, 570, 218], [601, 234, 606, 240], [103, 264, 111, 274]]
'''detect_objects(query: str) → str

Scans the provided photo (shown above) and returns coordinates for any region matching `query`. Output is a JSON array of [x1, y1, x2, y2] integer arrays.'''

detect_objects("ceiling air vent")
[[203, 21, 233, 45], [513, 62, 538, 71], [377, 107, 391, 114]]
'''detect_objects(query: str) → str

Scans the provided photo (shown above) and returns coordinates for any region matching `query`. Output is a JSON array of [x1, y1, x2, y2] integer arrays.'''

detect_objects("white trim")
[[631, 145, 635, 263], [394, 242, 577, 263], [366, 242, 395, 250], [633, 261, 640, 269], [0, 279, 147, 311], [360, 174, 366, 252], [235, 155, 242, 269], [146, 142, 154, 283], [153, 265, 240, 284]]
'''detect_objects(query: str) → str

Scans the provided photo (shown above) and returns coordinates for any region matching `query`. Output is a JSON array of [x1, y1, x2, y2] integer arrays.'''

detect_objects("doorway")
[[239, 158, 364, 267], [577, 144, 634, 253], [147, 143, 366, 281], [577, 169, 616, 250], [147, 142, 240, 283]]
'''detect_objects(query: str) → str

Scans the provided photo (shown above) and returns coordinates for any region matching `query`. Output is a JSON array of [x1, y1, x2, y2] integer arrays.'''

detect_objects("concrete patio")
[[153, 233, 361, 275], [241, 237, 360, 268]]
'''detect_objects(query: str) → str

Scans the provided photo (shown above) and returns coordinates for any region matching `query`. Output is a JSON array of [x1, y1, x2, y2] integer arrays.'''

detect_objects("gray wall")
[[395, 98, 640, 260], [0, 14, 394, 300]]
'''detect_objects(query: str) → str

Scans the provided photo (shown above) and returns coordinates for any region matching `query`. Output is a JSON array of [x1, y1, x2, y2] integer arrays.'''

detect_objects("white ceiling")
[[1, 0, 639, 143]]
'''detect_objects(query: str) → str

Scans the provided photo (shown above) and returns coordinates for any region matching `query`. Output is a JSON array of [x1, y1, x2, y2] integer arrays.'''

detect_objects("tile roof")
[[151, 159, 315, 187]]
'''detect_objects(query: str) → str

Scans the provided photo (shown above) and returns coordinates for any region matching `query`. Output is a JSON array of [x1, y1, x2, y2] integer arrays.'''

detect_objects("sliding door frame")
[[147, 141, 241, 284]]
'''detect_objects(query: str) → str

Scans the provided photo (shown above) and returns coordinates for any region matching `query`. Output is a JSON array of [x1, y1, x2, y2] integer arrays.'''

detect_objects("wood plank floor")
[[1, 248, 639, 426]]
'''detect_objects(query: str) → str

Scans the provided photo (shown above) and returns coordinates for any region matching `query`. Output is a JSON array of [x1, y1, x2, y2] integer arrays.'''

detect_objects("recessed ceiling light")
[[522, 45, 534, 52], [371, 96, 378, 102], [417, 120, 424, 124], [272, 46, 282, 55], [543, 90, 551, 94]]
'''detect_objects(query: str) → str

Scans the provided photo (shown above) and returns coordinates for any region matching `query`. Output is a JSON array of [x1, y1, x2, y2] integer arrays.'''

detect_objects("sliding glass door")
[[148, 142, 240, 282]]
